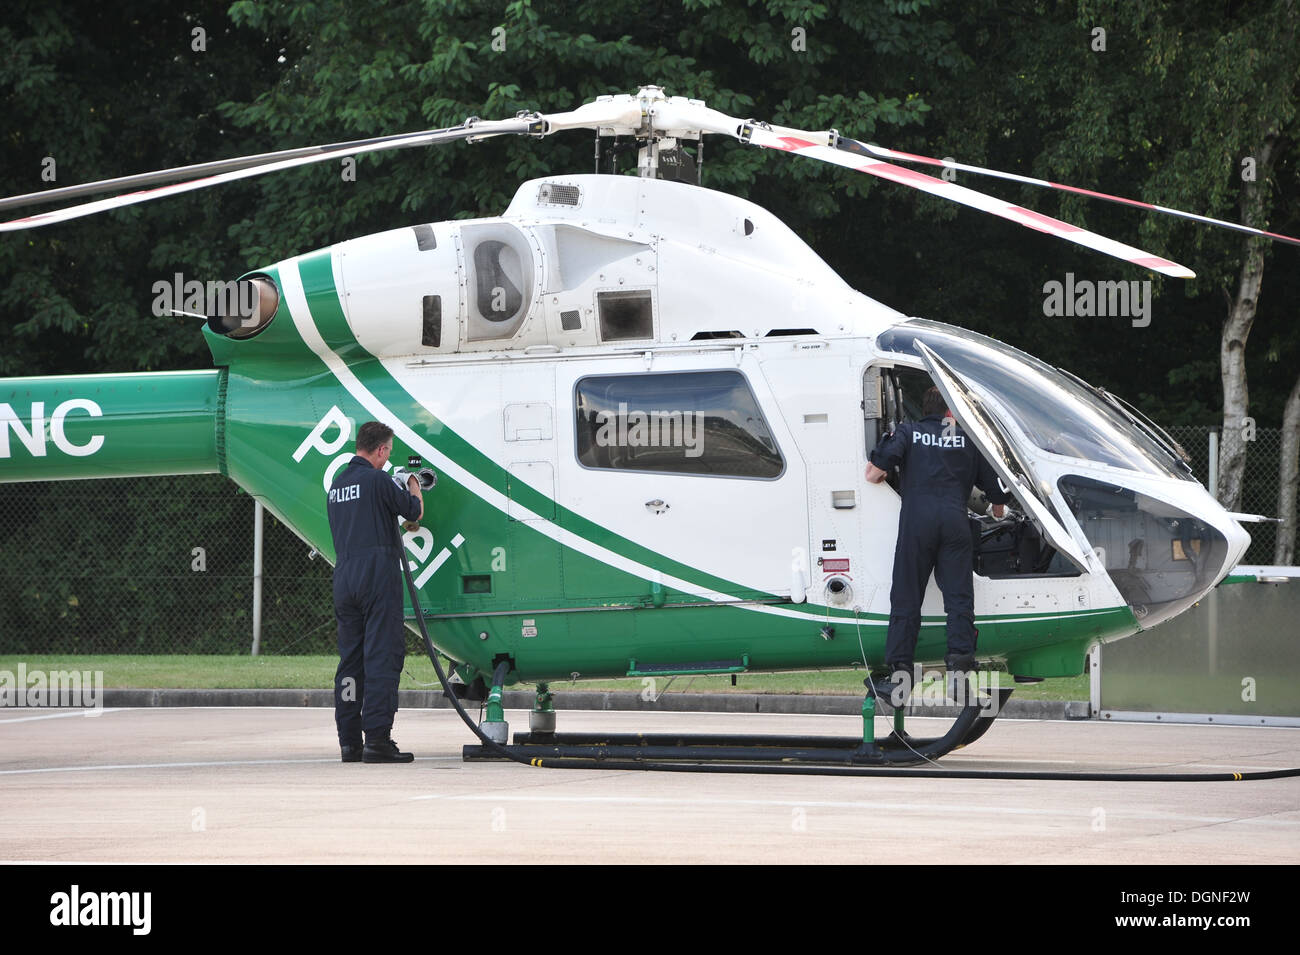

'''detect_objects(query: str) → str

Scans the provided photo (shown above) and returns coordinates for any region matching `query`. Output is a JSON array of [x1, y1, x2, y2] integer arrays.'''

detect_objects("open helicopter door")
[[914, 342, 1092, 574]]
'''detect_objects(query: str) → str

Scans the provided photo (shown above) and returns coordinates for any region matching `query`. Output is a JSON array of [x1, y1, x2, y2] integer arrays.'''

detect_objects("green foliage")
[[0, 0, 285, 376], [212, 0, 957, 265], [849, 0, 1299, 426]]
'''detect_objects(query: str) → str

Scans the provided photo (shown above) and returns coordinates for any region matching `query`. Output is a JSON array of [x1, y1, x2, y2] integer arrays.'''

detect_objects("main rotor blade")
[[0, 93, 655, 230], [0, 118, 536, 232], [649, 100, 1196, 277], [0, 129, 490, 215], [5, 83, 1269, 272], [845, 141, 1300, 249], [755, 128, 1194, 278]]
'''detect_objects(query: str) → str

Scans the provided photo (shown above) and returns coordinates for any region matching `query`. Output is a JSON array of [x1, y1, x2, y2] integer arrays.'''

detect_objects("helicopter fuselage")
[[1, 173, 1249, 683]]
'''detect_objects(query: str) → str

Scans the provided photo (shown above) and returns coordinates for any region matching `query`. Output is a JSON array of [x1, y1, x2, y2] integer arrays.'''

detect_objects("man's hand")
[[407, 475, 424, 521], [865, 463, 888, 485]]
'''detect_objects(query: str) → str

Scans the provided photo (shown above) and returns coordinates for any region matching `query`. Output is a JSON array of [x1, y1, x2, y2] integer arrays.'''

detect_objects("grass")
[[0, 655, 1089, 701]]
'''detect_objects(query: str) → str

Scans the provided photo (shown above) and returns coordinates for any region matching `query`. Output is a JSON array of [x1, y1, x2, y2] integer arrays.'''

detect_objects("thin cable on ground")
[[854, 608, 946, 768]]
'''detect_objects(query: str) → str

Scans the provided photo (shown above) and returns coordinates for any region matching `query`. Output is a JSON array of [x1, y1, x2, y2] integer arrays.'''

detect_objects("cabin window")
[[574, 370, 784, 478], [412, 224, 437, 251]]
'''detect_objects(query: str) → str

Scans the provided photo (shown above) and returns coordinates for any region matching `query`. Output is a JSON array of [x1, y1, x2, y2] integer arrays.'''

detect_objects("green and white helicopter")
[[3, 86, 1295, 763]]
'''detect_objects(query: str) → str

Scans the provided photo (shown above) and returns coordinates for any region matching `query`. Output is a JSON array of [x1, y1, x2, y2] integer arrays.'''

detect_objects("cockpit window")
[[877, 320, 1195, 481], [1060, 475, 1229, 628]]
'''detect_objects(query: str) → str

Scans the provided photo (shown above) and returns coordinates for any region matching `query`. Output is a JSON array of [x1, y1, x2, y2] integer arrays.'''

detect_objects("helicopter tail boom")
[[0, 370, 222, 482]]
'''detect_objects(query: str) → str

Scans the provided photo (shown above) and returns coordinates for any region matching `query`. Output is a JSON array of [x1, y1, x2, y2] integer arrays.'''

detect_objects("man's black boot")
[[340, 742, 363, 763], [945, 654, 977, 704], [867, 666, 913, 709], [363, 737, 414, 763]]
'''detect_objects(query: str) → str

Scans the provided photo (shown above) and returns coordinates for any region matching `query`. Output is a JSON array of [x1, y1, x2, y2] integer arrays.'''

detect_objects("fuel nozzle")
[[392, 454, 438, 492], [393, 455, 437, 533], [411, 453, 437, 490]]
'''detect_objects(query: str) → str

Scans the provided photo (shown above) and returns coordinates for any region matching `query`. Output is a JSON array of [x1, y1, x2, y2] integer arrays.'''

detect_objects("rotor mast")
[[568, 85, 706, 183]]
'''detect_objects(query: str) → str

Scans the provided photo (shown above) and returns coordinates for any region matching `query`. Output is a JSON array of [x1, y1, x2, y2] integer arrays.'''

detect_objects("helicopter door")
[[559, 361, 801, 603], [501, 366, 561, 601], [915, 341, 1091, 574]]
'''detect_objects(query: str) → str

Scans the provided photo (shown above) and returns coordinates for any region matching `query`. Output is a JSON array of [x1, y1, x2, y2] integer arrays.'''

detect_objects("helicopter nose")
[[1220, 513, 1252, 564], [1058, 475, 1248, 630]]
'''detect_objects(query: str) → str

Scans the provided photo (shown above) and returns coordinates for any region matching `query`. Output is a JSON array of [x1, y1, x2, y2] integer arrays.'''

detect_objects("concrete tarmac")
[[1, 706, 1297, 864]]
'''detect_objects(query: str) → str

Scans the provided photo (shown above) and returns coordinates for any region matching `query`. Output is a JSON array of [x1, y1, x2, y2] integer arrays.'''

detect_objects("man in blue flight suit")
[[865, 386, 1010, 707], [327, 421, 424, 763]]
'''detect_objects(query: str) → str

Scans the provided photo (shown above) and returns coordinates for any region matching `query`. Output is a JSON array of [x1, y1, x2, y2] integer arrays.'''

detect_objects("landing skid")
[[463, 687, 1015, 767]]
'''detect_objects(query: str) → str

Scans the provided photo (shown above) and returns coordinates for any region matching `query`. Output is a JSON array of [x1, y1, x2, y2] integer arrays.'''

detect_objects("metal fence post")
[[1089, 641, 1102, 716], [252, 499, 263, 656], [1208, 428, 1219, 501]]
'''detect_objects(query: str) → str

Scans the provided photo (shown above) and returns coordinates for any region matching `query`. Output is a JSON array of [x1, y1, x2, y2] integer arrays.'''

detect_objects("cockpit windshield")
[[877, 320, 1194, 481]]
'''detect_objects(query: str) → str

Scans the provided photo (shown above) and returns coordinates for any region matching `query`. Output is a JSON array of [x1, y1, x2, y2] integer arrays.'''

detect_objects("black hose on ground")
[[401, 557, 1300, 782], [401, 557, 539, 770]]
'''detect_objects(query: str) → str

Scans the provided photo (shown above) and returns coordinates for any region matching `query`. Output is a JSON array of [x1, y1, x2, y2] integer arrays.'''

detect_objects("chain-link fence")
[[1167, 425, 1290, 565], [0, 476, 337, 655]]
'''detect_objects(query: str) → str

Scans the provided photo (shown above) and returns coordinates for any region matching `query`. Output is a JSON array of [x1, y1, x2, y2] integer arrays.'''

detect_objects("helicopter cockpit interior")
[[863, 360, 1078, 580]]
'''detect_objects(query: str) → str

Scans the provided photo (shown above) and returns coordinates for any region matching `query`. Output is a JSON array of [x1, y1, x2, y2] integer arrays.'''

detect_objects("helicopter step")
[[462, 686, 1014, 767], [627, 658, 748, 676]]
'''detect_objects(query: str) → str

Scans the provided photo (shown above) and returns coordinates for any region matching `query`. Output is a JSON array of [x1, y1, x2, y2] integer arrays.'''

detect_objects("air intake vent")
[[422, 295, 442, 347], [598, 290, 653, 341], [537, 182, 581, 207], [412, 224, 437, 251], [691, 330, 743, 340]]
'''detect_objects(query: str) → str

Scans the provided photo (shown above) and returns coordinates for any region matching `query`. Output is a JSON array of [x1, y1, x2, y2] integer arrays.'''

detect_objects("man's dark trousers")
[[334, 548, 405, 745], [885, 502, 977, 670]]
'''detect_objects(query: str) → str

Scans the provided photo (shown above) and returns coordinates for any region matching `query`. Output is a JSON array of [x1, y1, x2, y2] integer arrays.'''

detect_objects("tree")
[[216, 0, 965, 270], [0, 0, 285, 376], [1279, 373, 1300, 563], [903, 1, 1298, 538], [1065, 1, 1299, 512]]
